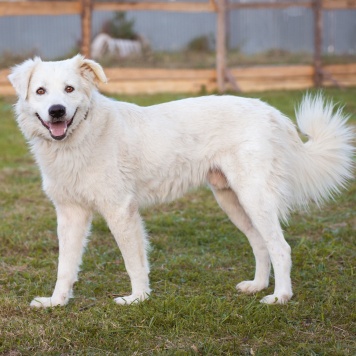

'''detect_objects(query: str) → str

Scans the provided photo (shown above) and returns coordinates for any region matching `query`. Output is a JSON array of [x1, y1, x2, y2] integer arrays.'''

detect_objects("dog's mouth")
[[36, 109, 77, 141]]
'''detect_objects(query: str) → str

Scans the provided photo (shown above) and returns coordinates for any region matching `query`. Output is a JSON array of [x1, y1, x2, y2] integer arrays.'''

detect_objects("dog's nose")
[[49, 105, 66, 120]]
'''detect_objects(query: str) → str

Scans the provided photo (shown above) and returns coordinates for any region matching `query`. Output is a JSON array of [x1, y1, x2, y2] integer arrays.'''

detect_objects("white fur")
[[91, 33, 143, 59], [8, 55, 354, 307]]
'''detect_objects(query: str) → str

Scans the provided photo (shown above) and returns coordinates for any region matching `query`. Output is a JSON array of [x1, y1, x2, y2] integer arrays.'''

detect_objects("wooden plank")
[[235, 78, 314, 92], [324, 74, 356, 82], [323, 0, 356, 9], [94, 2, 215, 13], [0, 69, 11, 84], [0, 1, 81, 16], [103, 68, 216, 81], [228, 1, 312, 10], [2, 65, 356, 96], [0, 85, 15, 96], [323, 78, 356, 86], [99, 79, 217, 95], [230, 65, 315, 92], [230, 65, 314, 78], [1, 0, 355, 18], [324, 63, 356, 74], [210, 0, 218, 12], [228, 0, 356, 10]]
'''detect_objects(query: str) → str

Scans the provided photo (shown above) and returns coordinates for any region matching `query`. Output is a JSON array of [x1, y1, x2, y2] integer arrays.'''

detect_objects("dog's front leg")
[[100, 197, 150, 305], [30, 204, 92, 308]]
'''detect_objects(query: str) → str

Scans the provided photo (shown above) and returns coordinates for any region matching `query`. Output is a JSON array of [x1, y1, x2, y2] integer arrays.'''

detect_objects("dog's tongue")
[[49, 121, 67, 138]]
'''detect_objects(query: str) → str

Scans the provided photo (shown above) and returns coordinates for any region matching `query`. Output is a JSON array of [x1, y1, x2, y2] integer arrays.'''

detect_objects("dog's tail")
[[289, 94, 354, 211]]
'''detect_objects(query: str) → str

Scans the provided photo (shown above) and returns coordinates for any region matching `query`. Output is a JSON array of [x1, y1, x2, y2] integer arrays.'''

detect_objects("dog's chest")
[[37, 146, 107, 206]]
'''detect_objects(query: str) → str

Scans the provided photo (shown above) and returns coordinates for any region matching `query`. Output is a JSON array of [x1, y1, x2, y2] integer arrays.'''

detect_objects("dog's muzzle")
[[36, 106, 77, 141]]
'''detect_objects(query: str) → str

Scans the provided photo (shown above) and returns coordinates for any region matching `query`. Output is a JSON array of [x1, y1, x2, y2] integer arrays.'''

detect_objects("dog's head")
[[8, 55, 107, 141]]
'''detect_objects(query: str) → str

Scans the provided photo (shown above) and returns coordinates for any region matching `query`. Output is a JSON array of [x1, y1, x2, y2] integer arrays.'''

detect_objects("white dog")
[[8, 55, 354, 307], [91, 33, 143, 59]]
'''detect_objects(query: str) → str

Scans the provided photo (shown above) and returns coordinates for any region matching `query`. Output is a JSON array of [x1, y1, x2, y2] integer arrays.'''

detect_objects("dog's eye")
[[65, 86, 75, 93], [36, 87, 46, 95]]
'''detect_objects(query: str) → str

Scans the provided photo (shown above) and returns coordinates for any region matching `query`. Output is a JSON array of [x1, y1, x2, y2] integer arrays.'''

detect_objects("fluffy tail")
[[290, 94, 354, 210]]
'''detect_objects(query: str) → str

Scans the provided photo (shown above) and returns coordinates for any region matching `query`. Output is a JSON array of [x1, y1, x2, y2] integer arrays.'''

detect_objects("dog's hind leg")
[[247, 210, 292, 305], [209, 167, 293, 304], [100, 196, 151, 305], [229, 181, 292, 304], [208, 170, 271, 295]]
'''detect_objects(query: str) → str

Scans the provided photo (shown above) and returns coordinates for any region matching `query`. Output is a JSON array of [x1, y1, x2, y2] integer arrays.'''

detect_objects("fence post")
[[81, 0, 92, 58], [216, 0, 227, 93], [313, 0, 323, 87]]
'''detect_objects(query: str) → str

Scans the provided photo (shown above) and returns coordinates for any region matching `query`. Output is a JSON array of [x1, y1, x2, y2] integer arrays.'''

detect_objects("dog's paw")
[[30, 297, 66, 308], [114, 292, 150, 305], [236, 280, 268, 294], [260, 293, 292, 305]]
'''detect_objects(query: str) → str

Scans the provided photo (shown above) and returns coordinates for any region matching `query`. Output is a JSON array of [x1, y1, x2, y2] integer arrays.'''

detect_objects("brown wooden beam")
[[323, 0, 356, 9], [3, 64, 356, 95], [94, 2, 215, 13], [228, 1, 312, 10], [0, 1, 81, 16], [228, 0, 356, 10], [1, 0, 356, 18], [216, 0, 227, 93], [313, 0, 323, 87], [81, 0, 92, 58]]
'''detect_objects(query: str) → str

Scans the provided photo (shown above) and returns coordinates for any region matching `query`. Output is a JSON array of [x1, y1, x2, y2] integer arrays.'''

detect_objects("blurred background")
[[0, 0, 355, 93]]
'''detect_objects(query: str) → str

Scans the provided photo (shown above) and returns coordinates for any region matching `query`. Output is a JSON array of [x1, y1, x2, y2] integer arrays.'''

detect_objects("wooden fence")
[[1, 0, 356, 95]]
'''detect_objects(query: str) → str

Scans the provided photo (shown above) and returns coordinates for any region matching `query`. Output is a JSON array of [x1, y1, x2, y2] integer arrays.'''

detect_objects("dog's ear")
[[74, 54, 107, 85], [8, 57, 41, 99]]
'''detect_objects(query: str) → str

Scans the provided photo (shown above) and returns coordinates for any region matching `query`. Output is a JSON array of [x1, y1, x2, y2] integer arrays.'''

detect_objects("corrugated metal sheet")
[[0, 8, 355, 59]]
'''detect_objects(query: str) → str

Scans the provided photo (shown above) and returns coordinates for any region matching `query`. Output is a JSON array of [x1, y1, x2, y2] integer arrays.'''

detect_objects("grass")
[[0, 88, 355, 354]]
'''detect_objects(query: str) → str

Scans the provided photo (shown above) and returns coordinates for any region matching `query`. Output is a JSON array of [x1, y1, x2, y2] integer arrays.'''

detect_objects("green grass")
[[0, 89, 355, 354]]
